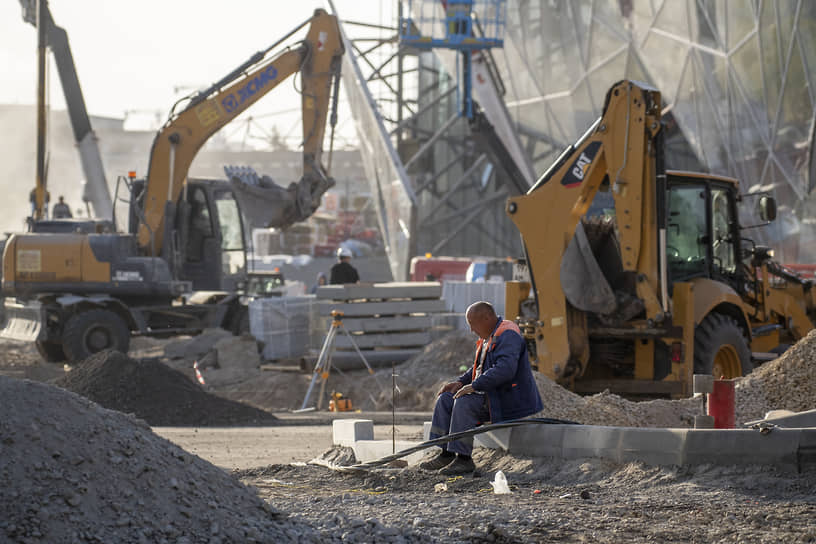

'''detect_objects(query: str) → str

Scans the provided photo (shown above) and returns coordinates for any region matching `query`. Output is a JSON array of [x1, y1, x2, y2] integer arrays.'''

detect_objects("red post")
[[707, 379, 735, 429]]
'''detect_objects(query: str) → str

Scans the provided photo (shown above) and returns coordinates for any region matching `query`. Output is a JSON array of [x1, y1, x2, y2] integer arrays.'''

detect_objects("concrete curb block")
[[509, 425, 814, 471], [336, 419, 816, 471]]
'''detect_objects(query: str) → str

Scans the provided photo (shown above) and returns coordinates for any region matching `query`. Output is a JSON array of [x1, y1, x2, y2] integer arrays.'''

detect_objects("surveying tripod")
[[299, 310, 379, 411]]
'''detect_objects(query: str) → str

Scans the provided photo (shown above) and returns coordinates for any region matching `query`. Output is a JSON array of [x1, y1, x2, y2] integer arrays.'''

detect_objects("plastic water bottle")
[[490, 470, 511, 494]]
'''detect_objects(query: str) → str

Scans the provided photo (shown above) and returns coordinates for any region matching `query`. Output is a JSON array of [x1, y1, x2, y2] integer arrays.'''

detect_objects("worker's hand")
[[453, 384, 475, 399], [438, 381, 463, 396]]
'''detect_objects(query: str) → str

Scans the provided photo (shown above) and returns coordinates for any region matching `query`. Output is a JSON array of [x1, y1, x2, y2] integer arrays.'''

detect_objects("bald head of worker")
[[465, 301, 498, 340]]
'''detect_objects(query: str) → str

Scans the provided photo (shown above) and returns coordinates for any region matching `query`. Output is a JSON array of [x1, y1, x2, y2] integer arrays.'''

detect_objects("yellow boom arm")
[[506, 80, 664, 379], [137, 8, 343, 253]]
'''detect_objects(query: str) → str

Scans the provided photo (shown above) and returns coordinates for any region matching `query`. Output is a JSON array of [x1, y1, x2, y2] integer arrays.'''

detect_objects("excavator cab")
[[665, 174, 742, 290], [124, 179, 246, 291], [175, 181, 247, 292], [127, 178, 247, 292]]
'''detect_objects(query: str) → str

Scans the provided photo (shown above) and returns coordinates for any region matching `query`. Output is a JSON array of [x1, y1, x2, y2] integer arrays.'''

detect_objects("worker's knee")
[[451, 393, 484, 418], [436, 391, 455, 412]]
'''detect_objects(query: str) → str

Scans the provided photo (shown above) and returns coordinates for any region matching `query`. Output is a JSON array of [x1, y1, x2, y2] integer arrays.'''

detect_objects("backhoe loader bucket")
[[0, 300, 42, 341], [560, 222, 617, 315]]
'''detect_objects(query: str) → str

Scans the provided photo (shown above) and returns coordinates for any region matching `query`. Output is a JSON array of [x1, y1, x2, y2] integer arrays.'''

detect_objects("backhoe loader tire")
[[35, 340, 66, 363], [62, 309, 130, 364], [693, 313, 752, 379]]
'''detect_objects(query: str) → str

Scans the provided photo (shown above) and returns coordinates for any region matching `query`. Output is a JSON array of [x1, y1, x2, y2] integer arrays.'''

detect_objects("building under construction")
[[340, 0, 816, 279]]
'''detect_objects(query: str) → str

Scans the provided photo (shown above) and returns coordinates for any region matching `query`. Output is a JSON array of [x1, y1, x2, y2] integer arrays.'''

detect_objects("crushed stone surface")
[[0, 376, 318, 543], [239, 447, 816, 544], [54, 350, 277, 427]]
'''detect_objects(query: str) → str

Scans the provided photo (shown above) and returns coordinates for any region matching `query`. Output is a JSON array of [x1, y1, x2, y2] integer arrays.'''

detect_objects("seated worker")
[[420, 301, 543, 475]]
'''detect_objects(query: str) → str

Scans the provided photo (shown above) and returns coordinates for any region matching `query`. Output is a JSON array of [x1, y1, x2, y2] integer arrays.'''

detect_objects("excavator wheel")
[[61, 309, 131, 364], [693, 313, 752, 378], [35, 340, 66, 363]]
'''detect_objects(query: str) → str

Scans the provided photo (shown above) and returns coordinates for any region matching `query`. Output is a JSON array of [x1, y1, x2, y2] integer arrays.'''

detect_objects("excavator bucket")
[[1, 300, 42, 342], [225, 166, 334, 230]]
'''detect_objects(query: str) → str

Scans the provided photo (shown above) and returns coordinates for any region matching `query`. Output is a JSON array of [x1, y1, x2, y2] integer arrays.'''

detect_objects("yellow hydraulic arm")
[[505, 80, 665, 380], [137, 8, 343, 254]]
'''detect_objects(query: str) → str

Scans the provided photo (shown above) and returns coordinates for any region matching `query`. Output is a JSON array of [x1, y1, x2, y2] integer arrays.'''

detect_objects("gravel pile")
[[370, 330, 475, 411], [735, 328, 816, 424], [0, 376, 320, 543], [55, 350, 277, 427], [532, 374, 700, 428]]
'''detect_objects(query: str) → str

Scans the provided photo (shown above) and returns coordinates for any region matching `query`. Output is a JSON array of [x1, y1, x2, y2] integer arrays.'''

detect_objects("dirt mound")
[[0, 376, 319, 542], [735, 328, 816, 423], [55, 351, 277, 427], [368, 330, 475, 411], [530, 328, 816, 427], [532, 373, 699, 427]]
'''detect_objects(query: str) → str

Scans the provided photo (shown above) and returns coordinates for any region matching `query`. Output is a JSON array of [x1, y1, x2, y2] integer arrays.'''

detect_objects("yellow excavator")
[[505, 79, 816, 396], [2, 9, 344, 363]]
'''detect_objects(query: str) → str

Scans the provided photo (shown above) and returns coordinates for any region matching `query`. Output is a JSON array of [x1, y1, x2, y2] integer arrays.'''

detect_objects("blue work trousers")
[[429, 391, 490, 456]]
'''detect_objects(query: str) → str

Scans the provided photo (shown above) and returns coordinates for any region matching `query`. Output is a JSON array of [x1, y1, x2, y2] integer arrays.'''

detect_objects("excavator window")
[[213, 189, 245, 276], [187, 187, 213, 262], [667, 185, 708, 281]]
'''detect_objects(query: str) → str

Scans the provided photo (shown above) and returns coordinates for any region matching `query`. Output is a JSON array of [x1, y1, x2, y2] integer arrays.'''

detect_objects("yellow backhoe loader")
[[505, 80, 816, 396], [2, 9, 344, 363]]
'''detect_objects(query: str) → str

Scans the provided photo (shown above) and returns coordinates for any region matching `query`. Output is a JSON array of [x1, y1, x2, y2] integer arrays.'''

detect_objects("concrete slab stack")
[[315, 282, 444, 369], [440, 280, 506, 323]]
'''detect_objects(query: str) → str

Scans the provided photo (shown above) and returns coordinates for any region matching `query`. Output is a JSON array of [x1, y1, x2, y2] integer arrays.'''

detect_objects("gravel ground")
[[239, 448, 816, 543]]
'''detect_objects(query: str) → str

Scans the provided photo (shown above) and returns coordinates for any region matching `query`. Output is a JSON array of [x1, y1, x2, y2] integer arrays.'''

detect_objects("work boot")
[[438, 455, 476, 476], [418, 451, 455, 471]]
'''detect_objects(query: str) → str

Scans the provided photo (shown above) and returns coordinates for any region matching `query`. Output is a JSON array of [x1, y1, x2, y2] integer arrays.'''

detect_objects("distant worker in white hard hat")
[[330, 247, 359, 284]]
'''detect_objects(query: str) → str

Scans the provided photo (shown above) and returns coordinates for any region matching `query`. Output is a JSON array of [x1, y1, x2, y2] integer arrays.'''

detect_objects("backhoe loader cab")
[[665, 173, 743, 289], [506, 79, 816, 396]]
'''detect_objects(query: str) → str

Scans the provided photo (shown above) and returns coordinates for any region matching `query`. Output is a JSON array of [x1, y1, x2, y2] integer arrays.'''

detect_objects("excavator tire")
[[61, 309, 130, 364], [693, 313, 752, 379], [35, 340, 66, 363]]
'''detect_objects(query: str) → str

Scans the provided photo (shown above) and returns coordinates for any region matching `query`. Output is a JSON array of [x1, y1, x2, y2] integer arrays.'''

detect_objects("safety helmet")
[[337, 247, 352, 259]]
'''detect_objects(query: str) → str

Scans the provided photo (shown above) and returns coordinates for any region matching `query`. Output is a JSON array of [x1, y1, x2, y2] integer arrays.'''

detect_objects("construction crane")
[[20, 0, 113, 221]]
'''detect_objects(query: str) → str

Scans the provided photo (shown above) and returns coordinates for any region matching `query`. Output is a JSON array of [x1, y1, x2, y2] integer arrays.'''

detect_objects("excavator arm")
[[137, 8, 343, 254], [505, 80, 664, 380]]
